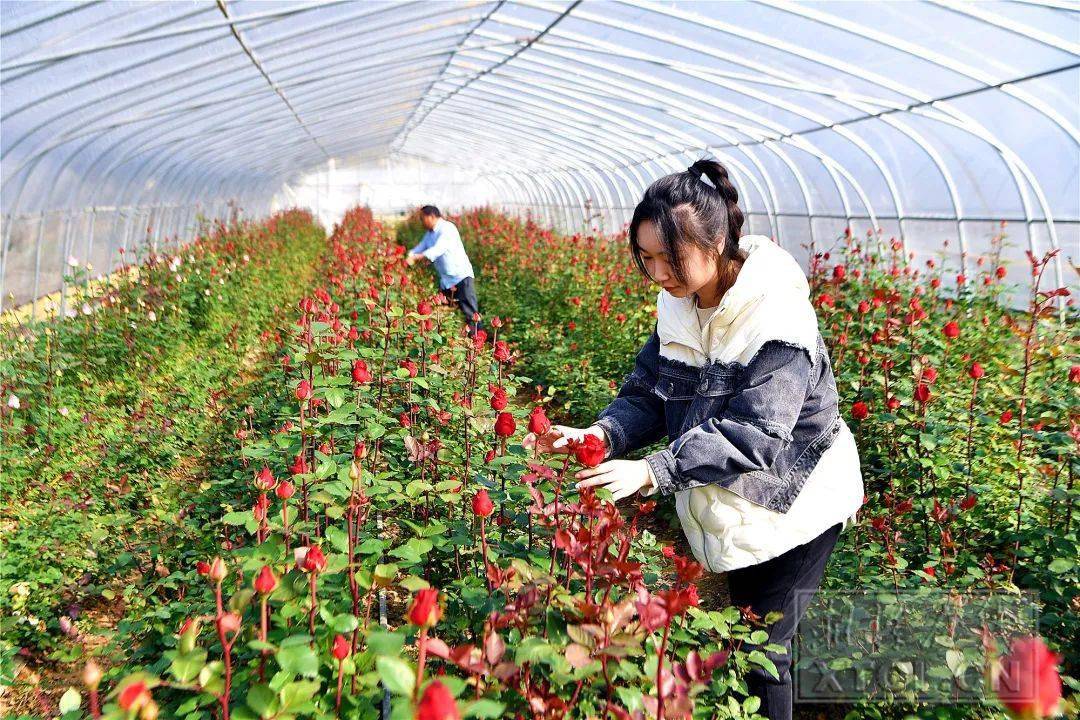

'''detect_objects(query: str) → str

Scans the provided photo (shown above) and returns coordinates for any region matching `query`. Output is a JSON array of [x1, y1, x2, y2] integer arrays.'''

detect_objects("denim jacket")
[[594, 235, 861, 571], [596, 328, 842, 513]]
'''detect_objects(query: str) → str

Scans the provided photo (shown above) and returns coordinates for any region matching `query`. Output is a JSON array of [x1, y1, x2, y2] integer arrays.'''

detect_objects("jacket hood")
[[656, 235, 816, 360]]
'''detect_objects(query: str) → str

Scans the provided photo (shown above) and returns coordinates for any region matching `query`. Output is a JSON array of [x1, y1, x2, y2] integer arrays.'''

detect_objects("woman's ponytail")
[[690, 159, 745, 254]]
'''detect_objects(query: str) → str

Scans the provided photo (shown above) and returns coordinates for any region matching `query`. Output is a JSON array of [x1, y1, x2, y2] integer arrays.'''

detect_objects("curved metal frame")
[[1, 0, 1077, 312]]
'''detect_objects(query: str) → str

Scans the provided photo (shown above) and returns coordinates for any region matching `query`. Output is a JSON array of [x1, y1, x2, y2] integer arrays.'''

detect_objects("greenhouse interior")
[[1, 1, 1077, 719]]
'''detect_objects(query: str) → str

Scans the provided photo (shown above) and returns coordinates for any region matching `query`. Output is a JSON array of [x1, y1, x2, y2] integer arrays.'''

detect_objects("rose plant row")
[[442, 209, 1076, 719], [1, 210, 325, 670], [70, 207, 781, 720]]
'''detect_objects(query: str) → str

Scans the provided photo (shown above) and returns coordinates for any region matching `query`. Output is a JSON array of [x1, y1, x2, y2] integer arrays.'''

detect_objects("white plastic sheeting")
[[2, 0, 1077, 312]]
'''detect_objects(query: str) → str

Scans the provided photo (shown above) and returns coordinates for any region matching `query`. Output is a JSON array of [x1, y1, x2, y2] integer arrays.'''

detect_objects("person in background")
[[406, 205, 483, 335]]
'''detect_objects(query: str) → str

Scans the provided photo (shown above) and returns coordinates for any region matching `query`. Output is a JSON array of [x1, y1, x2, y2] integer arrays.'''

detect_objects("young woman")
[[535, 159, 864, 720]]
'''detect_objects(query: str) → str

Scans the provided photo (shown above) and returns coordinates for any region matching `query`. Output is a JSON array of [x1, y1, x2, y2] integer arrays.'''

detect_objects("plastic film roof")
[[2, 0, 1078, 312]]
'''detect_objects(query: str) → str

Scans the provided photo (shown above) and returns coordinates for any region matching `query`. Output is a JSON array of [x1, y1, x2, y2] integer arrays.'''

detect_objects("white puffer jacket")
[[650, 234, 864, 572]]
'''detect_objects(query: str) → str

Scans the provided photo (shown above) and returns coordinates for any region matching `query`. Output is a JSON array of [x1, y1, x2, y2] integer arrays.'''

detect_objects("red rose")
[[1069, 365, 1080, 383], [332, 634, 350, 660], [996, 266, 1007, 279], [995, 636, 1062, 719], [851, 401, 869, 421], [302, 545, 327, 573], [571, 434, 606, 468], [943, 321, 960, 339], [253, 565, 278, 594], [295, 379, 312, 401], [484, 449, 496, 463], [290, 454, 307, 476], [832, 265, 845, 281], [957, 273, 966, 286], [276, 479, 295, 499], [409, 587, 442, 628], [914, 383, 931, 404], [118, 681, 150, 712], [196, 560, 211, 576], [494, 412, 516, 438], [400, 359, 418, 378], [493, 340, 511, 364], [490, 387, 508, 411], [352, 360, 372, 384], [417, 300, 433, 316], [528, 406, 551, 435], [255, 466, 276, 491], [1000, 410, 1014, 424], [416, 680, 460, 720], [472, 489, 495, 518], [857, 300, 870, 314], [969, 362, 985, 380]]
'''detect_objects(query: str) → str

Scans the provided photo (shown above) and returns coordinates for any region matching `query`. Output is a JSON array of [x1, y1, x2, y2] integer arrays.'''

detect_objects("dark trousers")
[[441, 276, 482, 334], [726, 522, 842, 720]]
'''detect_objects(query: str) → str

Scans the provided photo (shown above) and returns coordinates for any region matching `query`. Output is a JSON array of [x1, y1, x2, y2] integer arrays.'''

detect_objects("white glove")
[[574, 459, 658, 501], [528, 424, 608, 456], [551, 425, 606, 450]]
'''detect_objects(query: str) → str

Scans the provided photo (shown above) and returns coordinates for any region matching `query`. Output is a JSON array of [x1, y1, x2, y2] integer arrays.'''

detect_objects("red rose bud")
[[351, 360, 372, 384], [489, 387, 508, 411], [290, 453, 307, 475], [254, 565, 278, 594], [571, 434, 606, 468], [118, 681, 151, 712], [409, 587, 442, 628], [417, 300, 433, 316], [472, 489, 495, 518], [943, 321, 960, 339], [493, 340, 511, 363], [302, 545, 327, 573], [196, 560, 211, 576], [1069, 365, 1080, 383], [914, 383, 931, 404], [494, 412, 516, 438], [857, 300, 870, 314], [295, 379, 312, 401], [332, 633, 350, 660], [1000, 410, 1014, 424], [995, 636, 1063, 720], [528, 406, 551, 435], [832, 265, 845, 281], [255, 466, 275, 491], [996, 266, 1007, 279], [276, 479, 295, 499], [851, 401, 869, 421], [484, 449, 496, 463], [208, 556, 227, 582], [353, 440, 367, 460], [887, 396, 901, 411], [400, 359, 418, 378], [416, 680, 460, 720], [969, 362, 985, 380]]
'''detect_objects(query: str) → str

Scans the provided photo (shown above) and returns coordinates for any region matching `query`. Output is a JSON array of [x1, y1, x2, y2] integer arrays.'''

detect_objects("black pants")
[[726, 522, 842, 720], [441, 276, 482, 335]]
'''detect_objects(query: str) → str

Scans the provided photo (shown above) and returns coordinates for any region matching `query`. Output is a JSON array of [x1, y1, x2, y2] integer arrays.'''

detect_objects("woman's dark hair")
[[420, 205, 441, 217], [628, 158, 745, 285]]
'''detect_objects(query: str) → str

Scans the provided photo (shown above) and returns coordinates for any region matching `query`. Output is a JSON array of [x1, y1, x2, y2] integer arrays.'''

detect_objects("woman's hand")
[[529, 425, 606, 456], [574, 459, 656, 501]]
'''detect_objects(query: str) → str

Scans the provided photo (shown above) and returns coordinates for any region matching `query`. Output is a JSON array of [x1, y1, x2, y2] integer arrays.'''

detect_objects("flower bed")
[[0, 211, 325, 667]]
